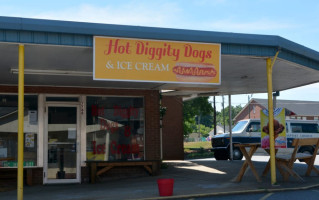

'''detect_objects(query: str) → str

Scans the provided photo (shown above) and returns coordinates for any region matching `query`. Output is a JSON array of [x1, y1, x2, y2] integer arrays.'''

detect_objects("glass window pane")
[[246, 122, 260, 132], [86, 96, 144, 161], [291, 123, 319, 133], [0, 95, 38, 167], [47, 106, 77, 179]]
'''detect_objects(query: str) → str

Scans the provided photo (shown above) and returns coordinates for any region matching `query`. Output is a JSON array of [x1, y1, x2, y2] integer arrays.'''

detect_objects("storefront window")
[[86, 97, 144, 161], [0, 95, 38, 167]]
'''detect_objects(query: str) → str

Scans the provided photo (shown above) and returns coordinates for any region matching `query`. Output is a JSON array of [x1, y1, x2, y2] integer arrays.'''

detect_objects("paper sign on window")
[[261, 108, 287, 149], [25, 133, 35, 148], [68, 128, 77, 139]]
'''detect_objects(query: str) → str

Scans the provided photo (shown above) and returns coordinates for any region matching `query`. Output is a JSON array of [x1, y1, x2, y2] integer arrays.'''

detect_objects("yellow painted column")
[[266, 50, 279, 185], [18, 44, 25, 200]]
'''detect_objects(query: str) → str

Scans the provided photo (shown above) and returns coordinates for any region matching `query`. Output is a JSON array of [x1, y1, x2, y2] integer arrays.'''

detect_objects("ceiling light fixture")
[[10, 69, 92, 77], [161, 90, 175, 93]]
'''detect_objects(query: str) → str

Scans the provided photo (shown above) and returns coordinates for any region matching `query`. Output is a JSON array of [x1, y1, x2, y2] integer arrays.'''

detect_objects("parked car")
[[211, 119, 319, 160]]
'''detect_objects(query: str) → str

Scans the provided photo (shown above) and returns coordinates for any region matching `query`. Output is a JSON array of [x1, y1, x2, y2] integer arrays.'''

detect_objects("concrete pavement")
[[1, 157, 319, 200]]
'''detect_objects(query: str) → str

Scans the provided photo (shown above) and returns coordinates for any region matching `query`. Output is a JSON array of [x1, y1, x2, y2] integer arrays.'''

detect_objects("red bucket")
[[157, 178, 174, 196]]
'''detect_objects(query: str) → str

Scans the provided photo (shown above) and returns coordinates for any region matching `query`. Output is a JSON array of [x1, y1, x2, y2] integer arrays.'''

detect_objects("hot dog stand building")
[[0, 16, 319, 185]]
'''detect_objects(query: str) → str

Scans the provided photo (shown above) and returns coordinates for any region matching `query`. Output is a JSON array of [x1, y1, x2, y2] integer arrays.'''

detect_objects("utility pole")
[[198, 115, 201, 140], [248, 95, 250, 119], [273, 91, 280, 109], [222, 96, 225, 132], [248, 94, 253, 119], [229, 95, 233, 161], [213, 96, 217, 135]]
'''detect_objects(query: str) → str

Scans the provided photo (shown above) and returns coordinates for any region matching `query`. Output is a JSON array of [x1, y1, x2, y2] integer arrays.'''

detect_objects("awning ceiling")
[[1, 16, 319, 97]]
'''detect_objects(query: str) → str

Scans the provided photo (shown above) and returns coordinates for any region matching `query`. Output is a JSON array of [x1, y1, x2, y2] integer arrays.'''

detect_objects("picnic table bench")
[[0, 167, 36, 186], [85, 160, 160, 183]]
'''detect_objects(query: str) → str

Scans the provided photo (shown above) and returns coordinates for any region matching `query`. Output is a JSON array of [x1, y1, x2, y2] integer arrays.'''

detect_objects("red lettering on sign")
[[92, 141, 105, 155], [92, 105, 105, 117], [99, 118, 119, 133], [92, 105, 98, 116], [92, 141, 97, 154], [184, 44, 213, 62], [97, 144, 105, 154], [124, 125, 131, 137], [113, 105, 139, 119], [98, 107, 104, 117], [104, 39, 131, 55], [110, 141, 140, 155]]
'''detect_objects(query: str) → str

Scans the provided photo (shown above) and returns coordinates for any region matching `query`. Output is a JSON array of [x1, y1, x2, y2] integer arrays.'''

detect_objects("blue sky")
[[1, 0, 319, 110]]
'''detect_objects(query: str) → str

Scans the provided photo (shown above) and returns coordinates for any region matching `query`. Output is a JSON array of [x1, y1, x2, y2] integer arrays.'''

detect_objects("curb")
[[139, 183, 319, 200]]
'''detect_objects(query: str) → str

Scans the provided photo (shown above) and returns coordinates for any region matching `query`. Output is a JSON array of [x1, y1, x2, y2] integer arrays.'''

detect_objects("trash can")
[[157, 178, 174, 196]]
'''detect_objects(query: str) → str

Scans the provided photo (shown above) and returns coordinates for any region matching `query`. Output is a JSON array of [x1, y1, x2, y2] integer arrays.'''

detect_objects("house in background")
[[234, 98, 319, 123], [185, 132, 205, 142], [208, 125, 229, 136]]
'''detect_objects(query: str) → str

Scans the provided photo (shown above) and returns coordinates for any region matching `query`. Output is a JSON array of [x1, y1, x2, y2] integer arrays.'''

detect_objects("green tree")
[[216, 105, 243, 126], [199, 124, 211, 137], [199, 114, 213, 127], [183, 97, 214, 137]]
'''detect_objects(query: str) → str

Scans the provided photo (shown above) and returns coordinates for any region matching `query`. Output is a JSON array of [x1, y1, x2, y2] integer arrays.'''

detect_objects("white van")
[[211, 119, 319, 160]]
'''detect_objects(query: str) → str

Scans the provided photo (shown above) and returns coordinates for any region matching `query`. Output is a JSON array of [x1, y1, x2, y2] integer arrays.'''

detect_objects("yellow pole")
[[18, 44, 24, 200], [266, 51, 279, 185]]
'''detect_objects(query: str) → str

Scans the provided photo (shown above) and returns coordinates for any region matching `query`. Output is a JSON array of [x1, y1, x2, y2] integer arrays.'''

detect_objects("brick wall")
[[235, 100, 264, 123], [81, 166, 90, 183], [162, 96, 184, 160], [144, 90, 161, 160], [31, 168, 43, 185]]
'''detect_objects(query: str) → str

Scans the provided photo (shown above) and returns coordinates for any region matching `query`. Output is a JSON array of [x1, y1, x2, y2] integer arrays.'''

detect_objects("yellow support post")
[[266, 51, 279, 185], [18, 44, 24, 200]]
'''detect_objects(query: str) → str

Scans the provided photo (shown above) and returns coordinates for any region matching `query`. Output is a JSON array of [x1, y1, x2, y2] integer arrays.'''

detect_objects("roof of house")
[[251, 98, 319, 116]]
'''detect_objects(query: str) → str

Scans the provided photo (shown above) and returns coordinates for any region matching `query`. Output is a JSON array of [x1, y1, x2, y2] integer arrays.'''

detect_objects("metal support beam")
[[18, 44, 25, 200], [266, 51, 279, 185]]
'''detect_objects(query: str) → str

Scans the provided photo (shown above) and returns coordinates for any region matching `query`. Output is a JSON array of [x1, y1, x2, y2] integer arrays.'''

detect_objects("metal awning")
[[0, 16, 319, 96]]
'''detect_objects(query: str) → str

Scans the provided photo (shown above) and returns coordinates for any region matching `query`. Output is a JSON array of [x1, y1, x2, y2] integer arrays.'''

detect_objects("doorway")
[[43, 103, 81, 184]]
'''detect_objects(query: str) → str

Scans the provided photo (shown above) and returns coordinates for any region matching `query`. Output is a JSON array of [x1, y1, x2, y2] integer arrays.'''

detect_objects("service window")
[[86, 96, 144, 161], [0, 95, 38, 167]]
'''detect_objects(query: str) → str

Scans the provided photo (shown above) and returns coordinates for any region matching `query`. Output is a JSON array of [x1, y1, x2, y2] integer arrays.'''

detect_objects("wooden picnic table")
[[85, 160, 159, 183], [233, 143, 262, 182], [233, 143, 279, 182]]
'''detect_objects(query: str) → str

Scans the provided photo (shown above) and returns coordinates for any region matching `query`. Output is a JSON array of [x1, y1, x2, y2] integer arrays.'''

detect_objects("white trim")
[[42, 179, 81, 184], [38, 94, 44, 167], [43, 102, 81, 184], [45, 94, 81, 98], [80, 95, 87, 167], [43, 103, 48, 184], [93, 77, 221, 85]]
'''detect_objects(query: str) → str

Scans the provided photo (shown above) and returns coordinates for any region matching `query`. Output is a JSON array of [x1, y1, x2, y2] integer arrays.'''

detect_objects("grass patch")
[[184, 151, 214, 159], [184, 141, 213, 159], [184, 141, 211, 152]]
